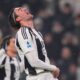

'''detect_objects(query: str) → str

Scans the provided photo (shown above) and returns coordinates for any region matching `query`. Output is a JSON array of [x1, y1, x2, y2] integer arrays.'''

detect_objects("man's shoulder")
[[17, 27, 28, 34], [17, 27, 29, 39]]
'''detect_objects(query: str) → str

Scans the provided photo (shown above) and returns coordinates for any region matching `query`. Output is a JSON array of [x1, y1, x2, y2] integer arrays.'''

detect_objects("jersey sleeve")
[[16, 28, 35, 55], [0, 49, 6, 67]]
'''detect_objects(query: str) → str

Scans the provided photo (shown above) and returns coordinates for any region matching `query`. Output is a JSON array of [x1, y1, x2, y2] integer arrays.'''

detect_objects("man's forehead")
[[14, 7, 29, 11], [14, 7, 22, 11], [14, 7, 29, 10]]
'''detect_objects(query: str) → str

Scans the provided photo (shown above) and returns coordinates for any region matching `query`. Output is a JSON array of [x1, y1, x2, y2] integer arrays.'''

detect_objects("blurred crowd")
[[0, 0, 80, 80]]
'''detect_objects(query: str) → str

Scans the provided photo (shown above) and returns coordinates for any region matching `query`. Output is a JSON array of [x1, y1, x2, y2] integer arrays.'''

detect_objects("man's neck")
[[7, 51, 16, 57], [20, 20, 34, 28]]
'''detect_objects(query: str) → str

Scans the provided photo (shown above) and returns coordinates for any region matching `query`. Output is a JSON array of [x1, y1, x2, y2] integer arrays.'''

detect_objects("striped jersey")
[[0, 49, 24, 80], [16, 27, 50, 75]]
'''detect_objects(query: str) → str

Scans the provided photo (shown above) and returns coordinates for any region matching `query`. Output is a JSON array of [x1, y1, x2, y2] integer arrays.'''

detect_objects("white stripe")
[[4, 56, 11, 80], [0, 49, 6, 65]]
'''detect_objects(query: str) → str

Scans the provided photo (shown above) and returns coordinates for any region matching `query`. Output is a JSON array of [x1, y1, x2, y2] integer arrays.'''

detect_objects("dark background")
[[0, 0, 80, 80]]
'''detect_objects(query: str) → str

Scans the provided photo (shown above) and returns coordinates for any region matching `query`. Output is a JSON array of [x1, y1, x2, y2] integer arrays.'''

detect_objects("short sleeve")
[[16, 28, 35, 55]]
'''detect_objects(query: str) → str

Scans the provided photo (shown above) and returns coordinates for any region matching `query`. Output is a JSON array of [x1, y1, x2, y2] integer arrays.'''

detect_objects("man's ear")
[[16, 17, 21, 22]]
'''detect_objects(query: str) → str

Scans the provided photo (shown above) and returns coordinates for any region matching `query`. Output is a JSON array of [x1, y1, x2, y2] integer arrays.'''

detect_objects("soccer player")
[[9, 7, 60, 80], [0, 36, 25, 80]]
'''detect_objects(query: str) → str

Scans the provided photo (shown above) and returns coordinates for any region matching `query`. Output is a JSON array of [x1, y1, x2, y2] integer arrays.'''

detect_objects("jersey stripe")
[[0, 56, 20, 80], [1, 57, 6, 65], [16, 38, 23, 52], [35, 38, 45, 62], [28, 28, 33, 40], [0, 67, 6, 80], [10, 63, 15, 80], [24, 56, 37, 75], [21, 27, 28, 39]]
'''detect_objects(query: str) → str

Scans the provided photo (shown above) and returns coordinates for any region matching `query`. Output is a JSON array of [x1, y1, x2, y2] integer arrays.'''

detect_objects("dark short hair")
[[1, 35, 14, 49], [9, 7, 21, 29]]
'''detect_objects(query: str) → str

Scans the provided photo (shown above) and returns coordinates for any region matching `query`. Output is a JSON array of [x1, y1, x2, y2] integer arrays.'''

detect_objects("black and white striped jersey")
[[0, 49, 24, 80], [16, 27, 57, 75]]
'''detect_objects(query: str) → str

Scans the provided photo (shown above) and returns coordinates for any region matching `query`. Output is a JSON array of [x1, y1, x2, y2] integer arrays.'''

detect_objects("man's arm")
[[25, 50, 57, 71], [25, 50, 60, 78]]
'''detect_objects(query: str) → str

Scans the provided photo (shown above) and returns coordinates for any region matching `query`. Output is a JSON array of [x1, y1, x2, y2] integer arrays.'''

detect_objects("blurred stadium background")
[[0, 0, 80, 80]]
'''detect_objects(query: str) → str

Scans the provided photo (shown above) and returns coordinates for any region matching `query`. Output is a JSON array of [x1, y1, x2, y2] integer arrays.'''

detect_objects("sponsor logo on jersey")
[[27, 41, 32, 48]]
